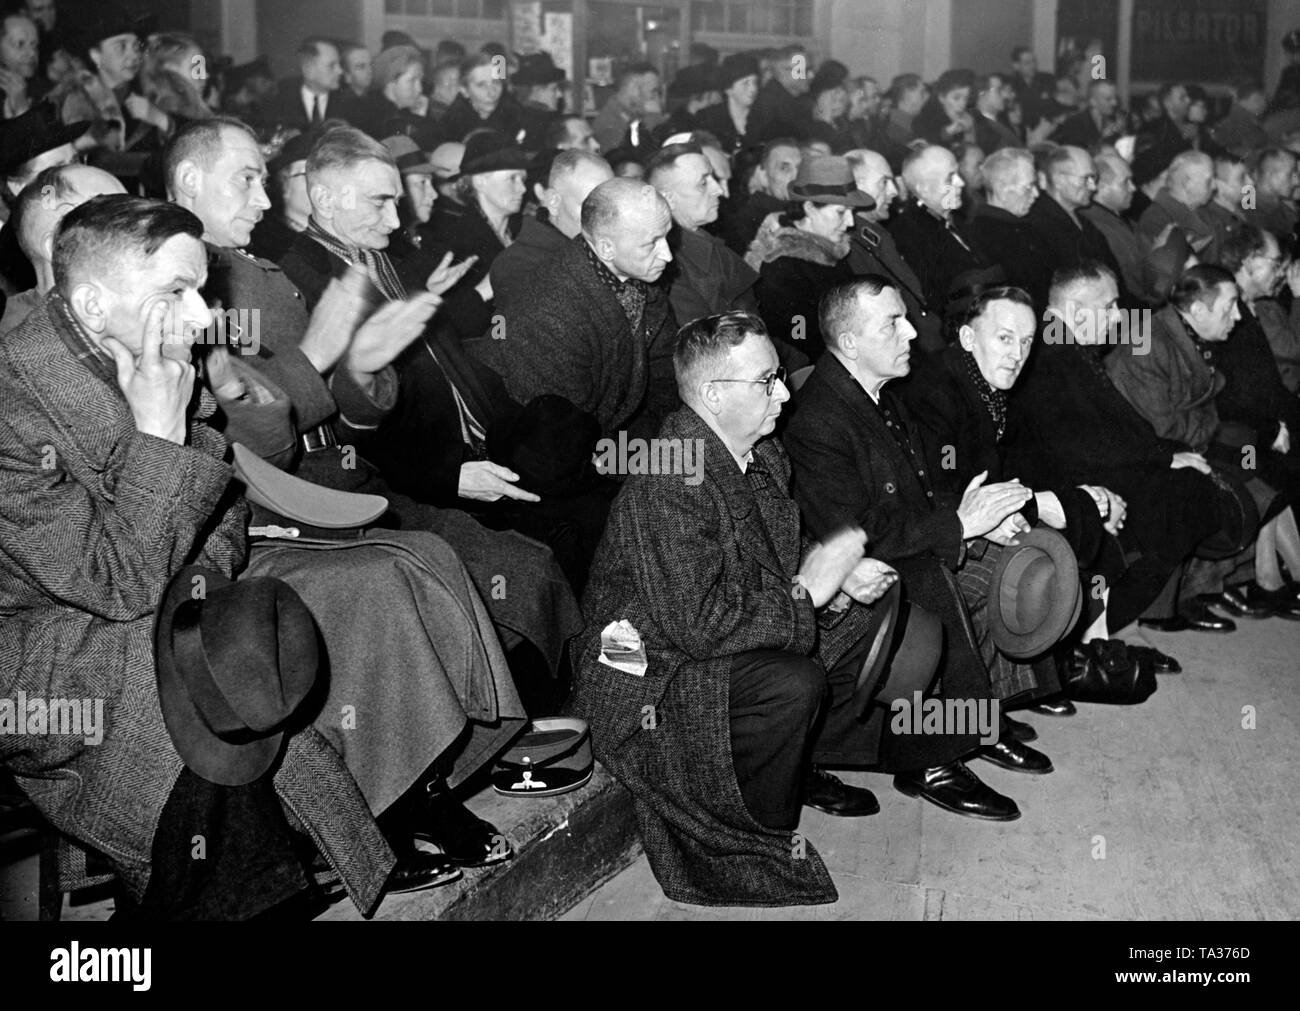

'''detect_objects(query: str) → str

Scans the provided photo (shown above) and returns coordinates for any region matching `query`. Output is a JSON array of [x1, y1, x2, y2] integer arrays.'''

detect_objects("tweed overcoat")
[[570, 407, 884, 907], [0, 294, 394, 912]]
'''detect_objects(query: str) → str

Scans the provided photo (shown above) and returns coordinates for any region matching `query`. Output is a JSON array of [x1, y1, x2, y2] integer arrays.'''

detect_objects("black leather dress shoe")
[[803, 767, 879, 817], [894, 762, 1020, 821], [1127, 644, 1181, 674], [1003, 715, 1038, 743], [978, 737, 1054, 775], [386, 850, 462, 894], [415, 778, 514, 867], [1140, 602, 1236, 633], [1028, 697, 1077, 717], [1201, 588, 1272, 619], [1235, 582, 1300, 621]]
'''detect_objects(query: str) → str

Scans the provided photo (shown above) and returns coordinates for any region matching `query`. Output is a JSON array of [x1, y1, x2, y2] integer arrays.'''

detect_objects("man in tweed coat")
[[570, 312, 897, 907], [0, 196, 454, 915]]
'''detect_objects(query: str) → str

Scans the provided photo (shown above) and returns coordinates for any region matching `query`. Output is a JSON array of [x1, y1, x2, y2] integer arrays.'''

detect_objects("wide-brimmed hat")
[[382, 134, 435, 175], [856, 583, 944, 719], [789, 156, 876, 208], [667, 63, 720, 101], [491, 718, 594, 797], [1195, 466, 1263, 560], [987, 527, 1082, 659], [77, 2, 157, 53], [717, 53, 760, 91], [512, 51, 566, 88], [154, 566, 320, 786], [232, 443, 388, 529], [460, 129, 533, 175], [0, 105, 90, 177]]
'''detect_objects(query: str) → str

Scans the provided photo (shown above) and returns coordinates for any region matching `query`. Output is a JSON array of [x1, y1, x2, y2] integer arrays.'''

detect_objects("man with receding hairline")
[[470, 176, 680, 438]]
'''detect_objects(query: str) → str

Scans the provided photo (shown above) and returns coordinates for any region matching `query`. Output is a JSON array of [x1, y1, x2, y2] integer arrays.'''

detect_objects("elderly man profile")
[[1026, 145, 1127, 294], [1136, 150, 1217, 257], [165, 120, 583, 696], [785, 276, 1052, 811], [965, 147, 1054, 307], [842, 148, 944, 353], [489, 149, 613, 315], [572, 309, 956, 907], [470, 176, 680, 440], [0, 194, 506, 915], [888, 144, 988, 320]]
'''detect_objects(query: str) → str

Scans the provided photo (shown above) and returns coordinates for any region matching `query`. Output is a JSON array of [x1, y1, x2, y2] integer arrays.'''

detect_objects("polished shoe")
[[894, 762, 1020, 821], [1235, 582, 1300, 621], [1200, 588, 1273, 619], [1127, 644, 1181, 674], [1139, 601, 1236, 634], [803, 767, 879, 817], [1028, 697, 1077, 717], [415, 778, 514, 867], [1003, 715, 1038, 743], [385, 849, 462, 894], [977, 736, 1053, 775]]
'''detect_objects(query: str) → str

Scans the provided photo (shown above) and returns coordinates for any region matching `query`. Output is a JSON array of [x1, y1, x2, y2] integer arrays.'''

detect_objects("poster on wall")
[[511, 1, 543, 54], [1130, 0, 1266, 81]]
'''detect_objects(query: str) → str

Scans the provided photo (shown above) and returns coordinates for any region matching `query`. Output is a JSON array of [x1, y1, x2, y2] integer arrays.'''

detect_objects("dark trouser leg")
[[728, 650, 826, 831]]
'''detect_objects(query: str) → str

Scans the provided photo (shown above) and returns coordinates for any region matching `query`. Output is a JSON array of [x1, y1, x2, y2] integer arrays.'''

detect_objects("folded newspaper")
[[598, 619, 648, 676]]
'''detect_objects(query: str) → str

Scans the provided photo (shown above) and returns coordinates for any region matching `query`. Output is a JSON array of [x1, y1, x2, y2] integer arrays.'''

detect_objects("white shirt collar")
[[302, 84, 326, 119]]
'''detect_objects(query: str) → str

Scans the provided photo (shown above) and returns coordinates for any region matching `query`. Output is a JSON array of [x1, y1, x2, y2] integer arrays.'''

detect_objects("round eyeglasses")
[[710, 366, 788, 396]]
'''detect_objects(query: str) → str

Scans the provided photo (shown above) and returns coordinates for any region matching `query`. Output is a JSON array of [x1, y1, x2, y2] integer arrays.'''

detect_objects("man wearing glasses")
[[1027, 145, 1129, 301], [572, 311, 905, 907]]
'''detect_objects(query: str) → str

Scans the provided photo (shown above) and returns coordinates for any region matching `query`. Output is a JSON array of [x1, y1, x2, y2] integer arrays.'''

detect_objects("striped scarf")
[[304, 218, 488, 452]]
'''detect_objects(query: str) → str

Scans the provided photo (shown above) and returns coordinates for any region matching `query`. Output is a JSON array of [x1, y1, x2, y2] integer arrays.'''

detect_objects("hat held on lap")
[[987, 528, 1082, 659], [154, 566, 322, 786], [491, 718, 594, 797]]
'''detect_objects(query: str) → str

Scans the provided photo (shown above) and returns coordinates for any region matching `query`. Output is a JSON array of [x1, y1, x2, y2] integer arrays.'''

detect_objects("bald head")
[[846, 149, 897, 222], [537, 151, 612, 239], [902, 145, 964, 218], [15, 164, 126, 290], [1167, 150, 1214, 208], [582, 177, 673, 283]]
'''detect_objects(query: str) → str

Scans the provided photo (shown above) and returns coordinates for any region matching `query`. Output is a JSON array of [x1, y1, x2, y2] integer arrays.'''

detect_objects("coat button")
[[293, 290, 302, 299], [885, 482, 896, 494], [926, 491, 933, 498], [917, 469, 925, 476]]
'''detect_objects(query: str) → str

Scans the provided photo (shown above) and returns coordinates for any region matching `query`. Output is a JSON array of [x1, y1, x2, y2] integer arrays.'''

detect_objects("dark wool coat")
[[1105, 304, 1225, 453], [846, 219, 945, 353], [664, 224, 759, 329], [965, 203, 1056, 310], [437, 93, 522, 144], [489, 214, 570, 319], [749, 78, 809, 144], [694, 101, 752, 157], [570, 407, 883, 907], [468, 235, 680, 440], [747, 220, 853, 361], [896, 344, 1107, 569], [720, 191, 787, 256], [783, 355, 995, 747], [247, 238, 584, 672], [0, 294, 395, 914], [888, 200, 988, 318], [1025, 194, 1127, 299]]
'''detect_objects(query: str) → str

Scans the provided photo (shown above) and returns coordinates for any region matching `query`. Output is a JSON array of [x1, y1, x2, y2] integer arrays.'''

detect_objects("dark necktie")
[[311, 94, 323, 125]]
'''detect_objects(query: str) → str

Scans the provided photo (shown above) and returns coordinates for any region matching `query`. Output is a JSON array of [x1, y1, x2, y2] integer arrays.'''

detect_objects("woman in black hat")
[[746, 155, 872, 359], [512, 52, 565, 153], [405, 129, 528, 338], [807, 71, 854, 154], [696, 53, 760, 157]]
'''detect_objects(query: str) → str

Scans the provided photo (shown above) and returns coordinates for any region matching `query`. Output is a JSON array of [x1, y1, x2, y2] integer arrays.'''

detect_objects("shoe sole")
[[893, 780, 1021, 821], [803, 799, 879, 817], [976, 754, 1054, 775], [413, 834, 514, 868], [1027, 707, 1076, 717], [387, 868, 462, 894]]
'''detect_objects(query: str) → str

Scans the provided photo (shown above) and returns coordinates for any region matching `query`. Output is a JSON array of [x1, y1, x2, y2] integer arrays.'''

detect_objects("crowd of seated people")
[[6, 2, 1300, 916]]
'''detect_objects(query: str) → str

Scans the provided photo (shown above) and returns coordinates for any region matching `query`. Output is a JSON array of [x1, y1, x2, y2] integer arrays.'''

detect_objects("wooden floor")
[[563, 618, 1300, 921]]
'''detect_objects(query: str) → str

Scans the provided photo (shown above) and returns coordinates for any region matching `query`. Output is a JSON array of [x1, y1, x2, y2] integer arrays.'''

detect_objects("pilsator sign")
[[1131, 0, 1266, 81]]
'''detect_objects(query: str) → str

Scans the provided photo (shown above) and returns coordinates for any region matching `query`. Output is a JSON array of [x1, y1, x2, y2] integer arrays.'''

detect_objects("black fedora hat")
[[789, 156, 876, 208], [987, 527, 1082, 659], [460, 128, 533, 175], [0, 105, 90, 178], [856, 583, 944, 719], [154, 566, 321, 786], [487, 394, 601, 498], [667, 63, 720, 101], [491, 717, 593, 797], [77, 1, 157, 53], [512, 52, 566, 88]]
